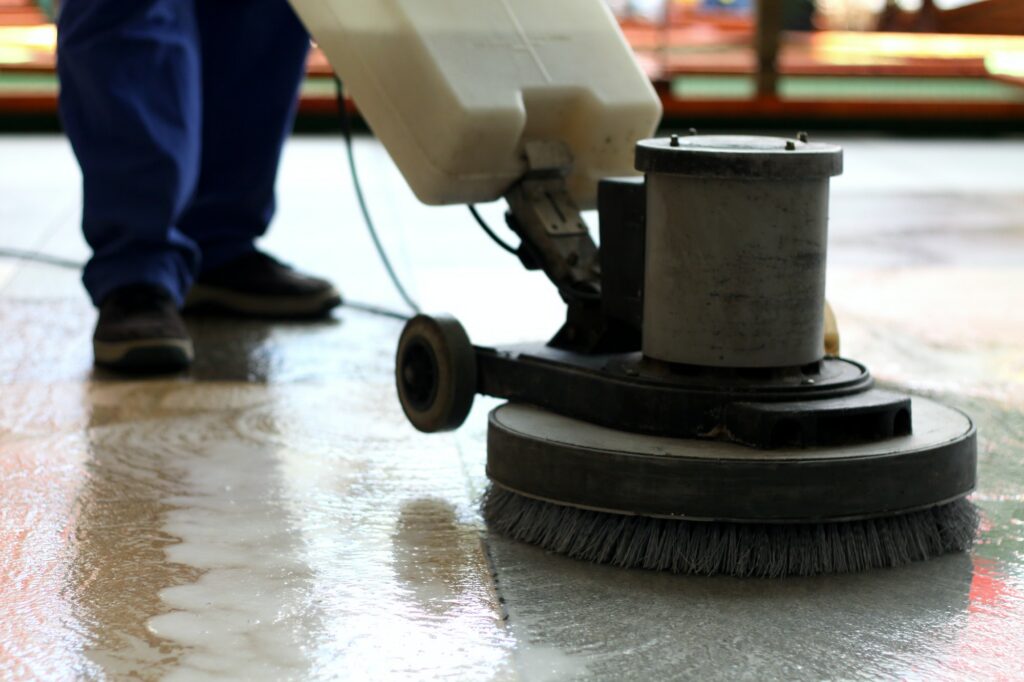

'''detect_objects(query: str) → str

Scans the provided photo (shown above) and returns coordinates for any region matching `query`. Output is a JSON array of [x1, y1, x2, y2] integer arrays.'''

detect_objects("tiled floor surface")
[[1, 134, 1023, 680]]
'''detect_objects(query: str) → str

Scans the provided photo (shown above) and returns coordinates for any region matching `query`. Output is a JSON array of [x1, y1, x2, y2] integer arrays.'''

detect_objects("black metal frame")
[[474, 344, 910, 450]]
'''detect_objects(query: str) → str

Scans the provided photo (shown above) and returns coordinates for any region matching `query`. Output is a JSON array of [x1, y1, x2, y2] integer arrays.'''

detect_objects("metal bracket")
[[502, 141, 638, 353], [503, 141, 600, 301]]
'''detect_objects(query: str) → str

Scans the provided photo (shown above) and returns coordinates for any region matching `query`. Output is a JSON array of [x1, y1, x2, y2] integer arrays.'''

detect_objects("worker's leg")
[[178, 0, 340, 319], [176, 0, 310, 269], [58, 0, 202, 307]]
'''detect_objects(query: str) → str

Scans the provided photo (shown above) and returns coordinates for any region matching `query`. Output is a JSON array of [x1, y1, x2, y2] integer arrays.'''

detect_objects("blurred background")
[[0, 6, 1023, 679], [1, 0, 1022, 131]]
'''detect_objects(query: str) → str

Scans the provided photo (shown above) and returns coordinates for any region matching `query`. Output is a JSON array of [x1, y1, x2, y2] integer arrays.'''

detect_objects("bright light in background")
[[816, 0, 885, 30], [814, 0, 990, 31], [933, 0, 988, 7], [606, 0, 667, 21], [987, 51, 1024, 78], [0, 24, 56, 49], [0, 24, 57, 66], [817, 31, 1024, 58], [828, 0, 985, 10]]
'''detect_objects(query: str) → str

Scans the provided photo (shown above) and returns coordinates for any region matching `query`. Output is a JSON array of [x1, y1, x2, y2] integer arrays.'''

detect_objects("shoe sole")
[[94, 338, 194, 373], [184, 285, 343, 319]]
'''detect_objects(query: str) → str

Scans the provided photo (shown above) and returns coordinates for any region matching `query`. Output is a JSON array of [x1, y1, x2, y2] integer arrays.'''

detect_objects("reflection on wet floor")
[[2, 308, 516, 680], [2, 136, 1024, 680], [1, 296, 1022, 680]]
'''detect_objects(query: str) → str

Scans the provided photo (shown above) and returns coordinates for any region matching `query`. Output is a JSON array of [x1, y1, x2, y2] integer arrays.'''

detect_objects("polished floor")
[[1, 134, 1024, 680]]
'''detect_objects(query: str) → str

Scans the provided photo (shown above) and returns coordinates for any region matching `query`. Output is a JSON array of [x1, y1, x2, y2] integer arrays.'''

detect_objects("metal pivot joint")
[[503, 141, 599, 297], [503, 141, 638, 353]]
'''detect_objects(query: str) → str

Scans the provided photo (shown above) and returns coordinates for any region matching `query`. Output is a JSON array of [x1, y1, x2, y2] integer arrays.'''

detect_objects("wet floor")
[[1, 134, 1023, 680]]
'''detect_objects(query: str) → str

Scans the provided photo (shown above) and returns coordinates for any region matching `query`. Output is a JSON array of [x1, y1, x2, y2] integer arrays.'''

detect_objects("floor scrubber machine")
[[290, 0, 977, 576]]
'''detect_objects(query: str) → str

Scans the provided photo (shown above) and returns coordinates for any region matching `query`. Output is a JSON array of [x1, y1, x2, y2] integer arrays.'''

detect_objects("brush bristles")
[[482, 486, 978, 577]]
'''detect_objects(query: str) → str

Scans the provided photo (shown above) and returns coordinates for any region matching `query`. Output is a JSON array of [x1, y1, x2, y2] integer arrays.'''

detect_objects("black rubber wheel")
[[396, 314, 477, 432]]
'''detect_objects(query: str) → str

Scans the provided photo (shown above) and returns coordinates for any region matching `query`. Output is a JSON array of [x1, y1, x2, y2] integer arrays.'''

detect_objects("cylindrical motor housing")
[[635, 135, 842, 368]]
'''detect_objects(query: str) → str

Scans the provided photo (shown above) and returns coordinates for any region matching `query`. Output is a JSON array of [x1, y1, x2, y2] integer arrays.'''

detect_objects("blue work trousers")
[[57, 0, 310, 306]]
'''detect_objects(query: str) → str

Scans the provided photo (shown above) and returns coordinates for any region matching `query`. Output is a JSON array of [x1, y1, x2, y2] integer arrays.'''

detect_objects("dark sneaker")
[[93, 285, 194, 372], [184, 251, 342, 319]]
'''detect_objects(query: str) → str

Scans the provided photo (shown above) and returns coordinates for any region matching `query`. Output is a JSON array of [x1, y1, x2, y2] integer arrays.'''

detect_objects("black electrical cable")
[[0, 247, 83, 270], [468, 204, 517, 255], [340, 300, 410, 321], [334, 76, 420, 315], [0, 247, 413, 319], [0, 246, 413, 320]]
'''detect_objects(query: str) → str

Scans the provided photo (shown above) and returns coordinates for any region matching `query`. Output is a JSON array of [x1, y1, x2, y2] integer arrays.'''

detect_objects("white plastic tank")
[[289, 0, 662, 206]]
